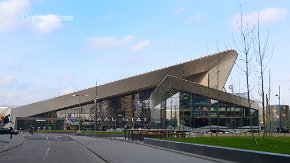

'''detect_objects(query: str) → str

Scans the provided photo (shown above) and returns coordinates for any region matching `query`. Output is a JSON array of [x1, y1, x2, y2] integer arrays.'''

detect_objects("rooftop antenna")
[[217, 40, 220, 52]]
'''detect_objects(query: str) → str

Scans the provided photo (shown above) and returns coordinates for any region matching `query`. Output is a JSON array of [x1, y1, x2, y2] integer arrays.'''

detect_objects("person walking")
[[9, 126, 13, 139], [29, 125, 34, 135]]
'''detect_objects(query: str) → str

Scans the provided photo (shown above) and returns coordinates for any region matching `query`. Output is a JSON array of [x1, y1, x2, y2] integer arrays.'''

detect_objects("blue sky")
[[0, 0, 289, 106]]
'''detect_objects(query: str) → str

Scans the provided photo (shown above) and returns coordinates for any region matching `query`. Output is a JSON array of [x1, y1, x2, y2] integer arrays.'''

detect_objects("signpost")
[[70, 118, 79, 135]]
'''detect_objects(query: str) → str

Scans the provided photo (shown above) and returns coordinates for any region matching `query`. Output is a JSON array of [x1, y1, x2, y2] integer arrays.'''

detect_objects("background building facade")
[[9, 50, 259, 132], [266, 105, 289, 133]]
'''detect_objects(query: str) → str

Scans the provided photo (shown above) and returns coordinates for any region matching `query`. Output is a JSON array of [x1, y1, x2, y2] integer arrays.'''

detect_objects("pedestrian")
[[9, 126, 13, 139], [29, 125, 34, 135]]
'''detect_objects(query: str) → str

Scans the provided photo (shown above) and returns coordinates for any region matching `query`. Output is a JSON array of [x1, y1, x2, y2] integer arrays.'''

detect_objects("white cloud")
[[0, 0, 68, 35], [131, 40, 151, 52], [87, 35, 134, 50], [34, 0, 45, 3], [0, 76, 17, 87], [0, 0, 30, 31], [60, 87, 76, 95], [173, 6, 186, 15], [30, 14, 63, 35], [186, 14, 202, 24], [232, 7, 288, 28], [95, 13, 118, 21]]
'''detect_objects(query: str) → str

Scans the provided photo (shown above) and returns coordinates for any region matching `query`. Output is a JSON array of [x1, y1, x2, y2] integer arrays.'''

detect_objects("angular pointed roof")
[[14, 50, 238, 117], [150, 75, 259, 110]]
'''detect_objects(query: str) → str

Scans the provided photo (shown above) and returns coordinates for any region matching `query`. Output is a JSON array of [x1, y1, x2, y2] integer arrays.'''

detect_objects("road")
[[0, 134, 105, 163], [0, 133, 225, 163], [71, 136, 223, 163]]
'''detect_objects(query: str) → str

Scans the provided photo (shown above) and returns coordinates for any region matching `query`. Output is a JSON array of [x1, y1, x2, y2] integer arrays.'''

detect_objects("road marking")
[[41, 135, 51, 163], [73, 139, 110, 163], [44, 136, 50, 156]]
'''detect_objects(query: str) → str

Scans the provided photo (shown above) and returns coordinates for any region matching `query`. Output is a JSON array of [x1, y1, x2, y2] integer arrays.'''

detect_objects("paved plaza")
[[0, 133, 25, 153], [0, 133, 230, 163]]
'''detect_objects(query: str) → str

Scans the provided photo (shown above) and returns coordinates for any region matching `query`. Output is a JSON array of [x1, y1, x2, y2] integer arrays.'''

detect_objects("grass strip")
[[161, 136, 290, 155]]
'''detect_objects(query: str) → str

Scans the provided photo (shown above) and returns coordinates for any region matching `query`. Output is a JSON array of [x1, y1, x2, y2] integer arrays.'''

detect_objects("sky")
[[0, 0, 289, 107]]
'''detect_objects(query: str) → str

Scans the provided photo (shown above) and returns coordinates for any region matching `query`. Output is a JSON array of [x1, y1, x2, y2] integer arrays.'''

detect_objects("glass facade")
[[16, 89, 259, 132], [93, 89, 153, 130], [151, 91, 259, 132], [16, 117, 65, 130], [266, 105, 289, 133], [56, 104, 96, 130]]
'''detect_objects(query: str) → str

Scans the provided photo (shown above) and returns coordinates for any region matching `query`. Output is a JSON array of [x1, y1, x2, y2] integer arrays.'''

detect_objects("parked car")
[[0, 128, 19, 135]]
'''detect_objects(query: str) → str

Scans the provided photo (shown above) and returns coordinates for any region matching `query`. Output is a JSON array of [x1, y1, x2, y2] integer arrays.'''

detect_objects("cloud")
[[186, 14, 202, 24], [0, 0, 30, 31], [0, 76, 17, 87], [87, 35, 134, 50], [0, 0, 70, 36], [95, 13, 118, 21], [173, 6, 186, 15], [25, 14, 64, 35], [34, 0, 45, 3], [131, 40, 151, 52], [86, 35, 150, 52], [60, 87, 76, 95], [0, 0, 71, 36], [231, 7, 288, 28]]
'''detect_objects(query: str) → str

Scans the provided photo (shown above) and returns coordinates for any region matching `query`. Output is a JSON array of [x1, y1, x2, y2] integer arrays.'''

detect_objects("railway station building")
[[11, 50, 259, 132]]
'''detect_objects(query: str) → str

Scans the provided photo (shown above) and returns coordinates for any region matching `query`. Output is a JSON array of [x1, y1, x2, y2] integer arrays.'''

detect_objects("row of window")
[[51, 90, 259, 130]]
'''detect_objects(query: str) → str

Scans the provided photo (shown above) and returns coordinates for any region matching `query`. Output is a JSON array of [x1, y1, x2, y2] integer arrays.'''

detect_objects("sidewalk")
[[70, 135, 224, 163], [0, 133, 25, 153]]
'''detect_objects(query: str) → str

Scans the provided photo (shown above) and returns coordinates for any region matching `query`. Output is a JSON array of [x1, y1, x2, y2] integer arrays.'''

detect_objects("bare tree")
[[267, 70, 272, 136], [215, 53, 221, 137], [234, 7, 258, 145], [255, 13, 274, 139], [207, 72, 214, 141], [256, 14, 266, 139]]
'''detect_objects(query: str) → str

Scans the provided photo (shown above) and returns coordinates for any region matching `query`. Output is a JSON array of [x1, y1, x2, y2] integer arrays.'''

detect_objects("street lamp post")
[[72, 94, 88, 132], [94, 98, 97, 131], [275, 86, 281, 132], [94, 81, 98, 131]]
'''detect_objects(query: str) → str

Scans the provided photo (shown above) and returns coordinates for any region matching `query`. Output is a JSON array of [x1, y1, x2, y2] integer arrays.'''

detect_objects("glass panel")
[[151, 104, 161, 128], [192, 95, 209, 105]]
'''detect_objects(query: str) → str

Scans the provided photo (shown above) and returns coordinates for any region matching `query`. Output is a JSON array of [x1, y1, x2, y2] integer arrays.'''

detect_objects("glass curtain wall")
[[50, 90, 259, 131], [151, 91, 259, 131], [165, 93, 180, 129], [95, 89, 153, 130], [56, 103, 95, 130], [16, 118, 65, 130]]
